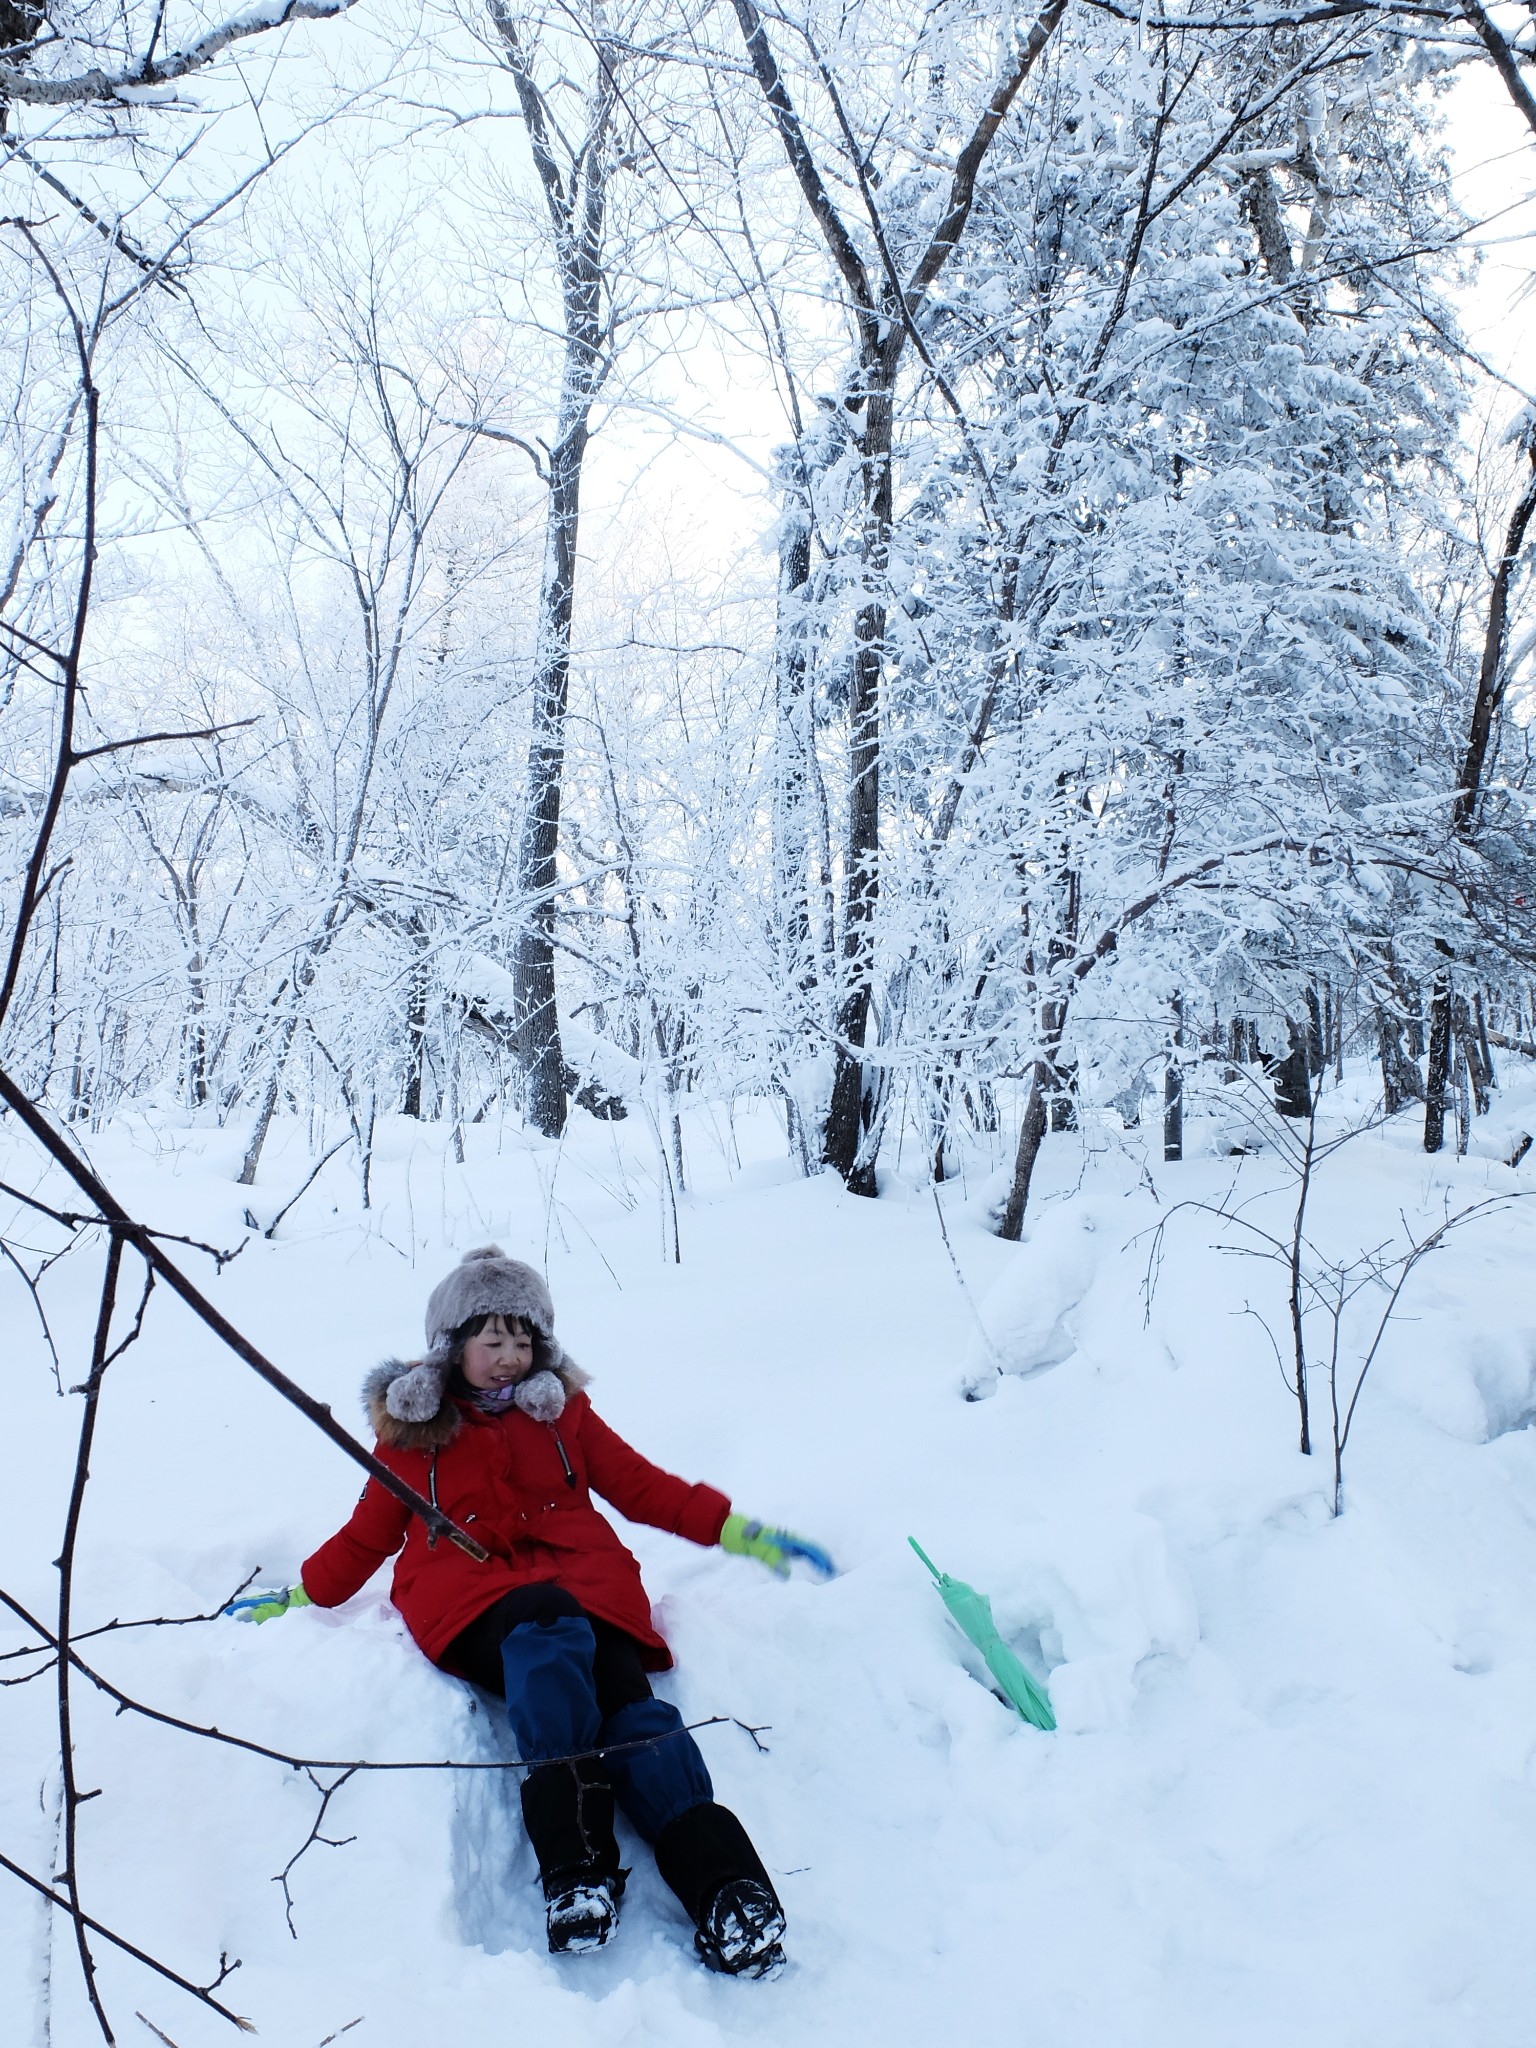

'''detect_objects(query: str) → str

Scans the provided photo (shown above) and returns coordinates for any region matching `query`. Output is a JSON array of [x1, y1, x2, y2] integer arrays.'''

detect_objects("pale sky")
[[1445, 57, 1536, 395]]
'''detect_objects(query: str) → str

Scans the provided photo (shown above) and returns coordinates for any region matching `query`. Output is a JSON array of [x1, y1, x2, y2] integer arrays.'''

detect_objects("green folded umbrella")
[[909, 1537, 1056, 1732]]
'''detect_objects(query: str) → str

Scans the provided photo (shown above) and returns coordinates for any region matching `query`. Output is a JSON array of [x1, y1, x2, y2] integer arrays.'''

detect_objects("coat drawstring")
[[552, 1430, 577, 1489]]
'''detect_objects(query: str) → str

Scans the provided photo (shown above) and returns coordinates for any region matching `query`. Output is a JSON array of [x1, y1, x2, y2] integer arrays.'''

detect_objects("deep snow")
[[4, 1065, 1536, 2047]]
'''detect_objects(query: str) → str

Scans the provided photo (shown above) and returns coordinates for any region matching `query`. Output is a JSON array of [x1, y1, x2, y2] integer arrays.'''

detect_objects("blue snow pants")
[[451, 1583, 714, 1841]]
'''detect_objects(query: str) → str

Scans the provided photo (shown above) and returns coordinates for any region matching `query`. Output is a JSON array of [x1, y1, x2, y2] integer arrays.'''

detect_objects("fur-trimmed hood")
[[362, 1352, 590, 1452]]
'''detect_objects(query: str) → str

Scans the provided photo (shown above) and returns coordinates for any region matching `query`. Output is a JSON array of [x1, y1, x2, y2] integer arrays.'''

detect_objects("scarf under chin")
[[466, 1368, 567, 1423], [468, 1380, 520, 1414]]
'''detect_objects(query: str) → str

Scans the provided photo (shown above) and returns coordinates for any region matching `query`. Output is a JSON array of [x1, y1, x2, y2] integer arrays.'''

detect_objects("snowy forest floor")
[[5, 1064, 1536, 2048]]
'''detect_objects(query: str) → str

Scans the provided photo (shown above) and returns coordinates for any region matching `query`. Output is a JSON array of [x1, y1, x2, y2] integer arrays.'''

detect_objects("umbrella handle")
[[908, 1536, 942, 1580]]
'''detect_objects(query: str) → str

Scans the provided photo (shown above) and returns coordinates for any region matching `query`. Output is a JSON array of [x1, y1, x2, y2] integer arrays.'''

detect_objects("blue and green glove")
[[719, 1513, 835, 1579], [226, 1583, 312, 1624]]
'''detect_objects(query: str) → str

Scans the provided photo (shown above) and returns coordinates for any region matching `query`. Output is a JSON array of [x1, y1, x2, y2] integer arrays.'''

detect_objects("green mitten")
[[719, 1513, 835, 1578], [227, 1584, 312, 1624]]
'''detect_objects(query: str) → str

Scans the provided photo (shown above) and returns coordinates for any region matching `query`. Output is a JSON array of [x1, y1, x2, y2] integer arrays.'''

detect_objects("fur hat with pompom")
[[423, 1244, 563, 1357], [362, 1246, 586, 1450]]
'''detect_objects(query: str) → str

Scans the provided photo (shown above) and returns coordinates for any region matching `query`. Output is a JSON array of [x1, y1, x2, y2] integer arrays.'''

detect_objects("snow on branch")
[[0, 0, 358, 108]]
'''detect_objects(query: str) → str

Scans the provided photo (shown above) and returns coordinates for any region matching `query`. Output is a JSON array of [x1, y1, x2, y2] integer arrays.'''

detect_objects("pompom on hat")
[[368, 1246, 584, 1444]]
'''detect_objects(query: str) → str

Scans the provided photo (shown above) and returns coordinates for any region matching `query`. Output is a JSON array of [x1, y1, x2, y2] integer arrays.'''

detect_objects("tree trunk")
[[1454, 1030, 1473, 1155], [1304, 982, 1325, 1076], [1376, 1005, 1423, 1115], [513, 402, 589, 1139], [997, 1060, 1049, 1241], [402, 933, 428, 1119], [239, 1075, 282, 1187], [772, 445, 815, 993], [1475, 990, 1496, 1094], [1273, 1019, 1311, 1119], [1162, 993, 1184, 1159], [1453, 992, 1492, 1116], [1378, 1008, 1402, 1117], [1423, 971, 1453, 1153], [1455, 430, 1536, 834], [773, 440, 818, 1170], [492, 5, 616, 1143], [823, 365, 894, 1197]]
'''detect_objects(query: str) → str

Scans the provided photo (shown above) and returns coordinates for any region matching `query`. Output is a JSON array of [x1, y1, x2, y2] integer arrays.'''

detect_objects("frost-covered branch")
[[0, 0, 358, 107]]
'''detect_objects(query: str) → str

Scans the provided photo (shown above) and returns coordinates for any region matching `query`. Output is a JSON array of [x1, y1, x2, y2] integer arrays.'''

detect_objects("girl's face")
[[459, 1314, 535, 1391]]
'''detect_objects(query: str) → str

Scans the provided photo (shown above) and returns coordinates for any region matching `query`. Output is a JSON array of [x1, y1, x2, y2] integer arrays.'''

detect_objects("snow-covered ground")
[[5, 1065, 1536, 2047]]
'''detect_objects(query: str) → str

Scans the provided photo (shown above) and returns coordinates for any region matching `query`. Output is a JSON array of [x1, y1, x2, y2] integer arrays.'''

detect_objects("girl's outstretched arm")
[[300, 1474, 412, 1606], [579, 1405, 730, 1545]]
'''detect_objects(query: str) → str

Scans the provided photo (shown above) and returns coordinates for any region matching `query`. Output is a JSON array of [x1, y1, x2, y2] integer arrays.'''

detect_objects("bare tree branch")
[[0, 1849, 254, 2032], [0, 0, 358, 107]]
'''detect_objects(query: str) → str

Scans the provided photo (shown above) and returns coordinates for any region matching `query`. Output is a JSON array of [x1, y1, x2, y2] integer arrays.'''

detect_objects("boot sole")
[[549, 1927, 616, 1956]]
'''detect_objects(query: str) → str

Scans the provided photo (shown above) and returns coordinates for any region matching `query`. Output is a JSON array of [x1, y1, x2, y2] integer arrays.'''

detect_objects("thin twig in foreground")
[[0, 1849, 254, 2033]]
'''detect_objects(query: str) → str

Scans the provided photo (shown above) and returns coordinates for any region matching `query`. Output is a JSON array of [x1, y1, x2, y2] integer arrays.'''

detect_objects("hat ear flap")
[[386, 1361, 448, 1424]]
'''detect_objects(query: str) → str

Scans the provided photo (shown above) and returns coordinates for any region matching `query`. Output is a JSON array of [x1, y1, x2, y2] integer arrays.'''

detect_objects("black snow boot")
[[544, 1872, 625, 1956], [694, 1878, 787, 1978], [521, 1759, 625, 1956], [653, 1801, 785, 1977]]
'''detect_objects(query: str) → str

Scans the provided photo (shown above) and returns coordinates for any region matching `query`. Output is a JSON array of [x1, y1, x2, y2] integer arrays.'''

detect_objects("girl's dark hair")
[[442, 1312, 546, 1397]]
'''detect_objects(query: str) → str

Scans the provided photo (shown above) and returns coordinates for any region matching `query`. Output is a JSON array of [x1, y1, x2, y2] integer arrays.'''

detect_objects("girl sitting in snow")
[[234, 1245, 831, 1975]]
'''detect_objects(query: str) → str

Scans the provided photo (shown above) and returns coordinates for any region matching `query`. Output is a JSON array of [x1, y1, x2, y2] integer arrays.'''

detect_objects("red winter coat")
[[301, 1379, 730, 1671]]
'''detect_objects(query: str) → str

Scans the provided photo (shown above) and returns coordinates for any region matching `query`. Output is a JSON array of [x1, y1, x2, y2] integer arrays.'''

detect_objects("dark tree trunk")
[[493, 5, 616, 1141], [1453, 993, 1492, 1116], [1423, 971, 1453, 1153], [1273, 1020, 1312, 1120], [772, 440, 818, 1175], [513, 403, 592, 1139], [1162, 1069, 1183, 1159], [1304, 983, 1325, 1076], [1455, 431, 1536, 835], [965, 1080, 999, 1134], [1331, 985, 1345, 1083], [1475, 992, 1496, 1097], [1420, 435, 1536, 1151], [997, 1061, 1049, 1241], [1163, 995, 1184, 1161], [1378, 1009, 1402, 1117], [773, 459, 815, 989], [823, 374, 897, 1196], [1405, 997, 1424, 1061], [403, 922, 429, 1118], [1376, 1006, 1423, 1115], [823, 368, 894, 1197]]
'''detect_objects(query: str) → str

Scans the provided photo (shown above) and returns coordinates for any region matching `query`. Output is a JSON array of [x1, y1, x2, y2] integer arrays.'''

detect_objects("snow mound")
[[971, 1509, 1199, 1733], [563, 1018, 642, 1106], [448, 948, 641, 1105], [962, 1201, 1099, 1398], [1376, 1323, 1536, 1442]]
